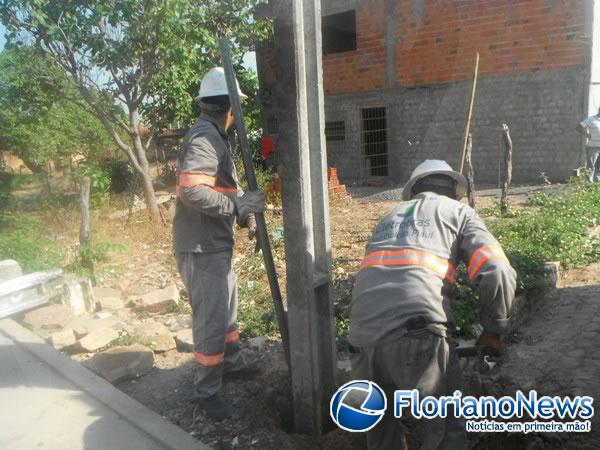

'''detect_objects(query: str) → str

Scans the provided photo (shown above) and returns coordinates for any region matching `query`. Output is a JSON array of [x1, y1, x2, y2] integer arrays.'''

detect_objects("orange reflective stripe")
[[360, 249, 456, 283], [225, 329, 240, 344], [212, 186, 238, 193], [468, 244, 509, 280], [179, 172, 216, 186], [194, 351, 224, 367], [176, 184, 237, 192], [176, 171, 238, 195]]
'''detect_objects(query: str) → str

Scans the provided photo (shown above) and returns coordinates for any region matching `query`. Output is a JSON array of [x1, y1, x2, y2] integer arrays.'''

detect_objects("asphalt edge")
[[0, 318, 211, 450]]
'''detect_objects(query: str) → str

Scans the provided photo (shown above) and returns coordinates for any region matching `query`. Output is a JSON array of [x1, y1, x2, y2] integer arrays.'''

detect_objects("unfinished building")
[[258, 0, 599, 184]]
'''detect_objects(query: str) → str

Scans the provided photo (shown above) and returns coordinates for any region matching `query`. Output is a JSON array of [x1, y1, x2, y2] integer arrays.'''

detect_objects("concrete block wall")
[[326, 66, 586, 184]]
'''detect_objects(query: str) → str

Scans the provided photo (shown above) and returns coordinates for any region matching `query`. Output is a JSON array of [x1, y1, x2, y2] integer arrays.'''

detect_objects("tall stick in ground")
[[501, 124, 513, 216], [79, 176, 93, 276], [459, 53, 480, 173], [465, 133, 476, 208]]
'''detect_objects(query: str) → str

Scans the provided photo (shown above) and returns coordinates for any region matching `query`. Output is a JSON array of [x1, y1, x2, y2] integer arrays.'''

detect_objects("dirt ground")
[[469, 262, 600, 450], [14, 182, 600, 449], [112, 184, 600, 449]]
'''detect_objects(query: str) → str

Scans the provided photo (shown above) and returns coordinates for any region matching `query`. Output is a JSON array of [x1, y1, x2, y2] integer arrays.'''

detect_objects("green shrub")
[[74, 164, 112, 207], [452, 183, 600, 338], [238, 292, 279, 338], [0, 215, 63, 272]]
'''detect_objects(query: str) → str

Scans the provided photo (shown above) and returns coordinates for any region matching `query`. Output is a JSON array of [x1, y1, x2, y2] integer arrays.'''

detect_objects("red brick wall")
[[322, 0, 387, 94], [259, 0, 586, 94], [395, 0, 586, 87]]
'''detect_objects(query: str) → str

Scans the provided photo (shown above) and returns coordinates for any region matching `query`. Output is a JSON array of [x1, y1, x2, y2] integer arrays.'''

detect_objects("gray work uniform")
[[585, 146, 600, 183], [349, 192, 517, 450], [173, 114, 246, 399], [579, 115, 600, 182]]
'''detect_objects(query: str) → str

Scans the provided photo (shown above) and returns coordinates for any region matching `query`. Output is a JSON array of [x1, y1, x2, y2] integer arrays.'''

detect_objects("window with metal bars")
[[325, 121, 345, 142], [361, 107, 388, 177]]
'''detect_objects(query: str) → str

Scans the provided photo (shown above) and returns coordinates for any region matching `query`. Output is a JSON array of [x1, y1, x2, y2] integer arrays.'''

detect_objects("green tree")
[[0, 46, 114, 172], [0, 0, 271, 222]]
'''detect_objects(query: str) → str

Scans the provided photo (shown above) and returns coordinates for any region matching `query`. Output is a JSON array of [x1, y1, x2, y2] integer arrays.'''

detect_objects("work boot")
[[193, 392, 232, 422], [223, 361, 262, 381]]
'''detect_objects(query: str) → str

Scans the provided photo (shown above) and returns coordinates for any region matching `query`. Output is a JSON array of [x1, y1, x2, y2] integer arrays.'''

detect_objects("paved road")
[[0, 318, 210, 450]]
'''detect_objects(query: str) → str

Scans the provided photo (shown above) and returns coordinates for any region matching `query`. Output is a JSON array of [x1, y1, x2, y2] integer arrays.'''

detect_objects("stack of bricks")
[[328, 168, 349, 201], [266, 168, 348, 202], [265, 176, 282, 204]]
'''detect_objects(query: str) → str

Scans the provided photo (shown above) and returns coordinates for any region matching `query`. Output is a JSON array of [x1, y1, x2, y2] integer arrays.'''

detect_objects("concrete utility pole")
[[273, 0, 337, 435]]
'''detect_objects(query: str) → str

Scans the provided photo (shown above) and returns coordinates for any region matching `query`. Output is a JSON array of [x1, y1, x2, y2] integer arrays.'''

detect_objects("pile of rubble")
[[0, 258, 197, 385]]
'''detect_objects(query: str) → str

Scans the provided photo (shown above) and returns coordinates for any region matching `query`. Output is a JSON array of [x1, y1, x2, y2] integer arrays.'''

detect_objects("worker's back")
[[349, 191, 506, 347]]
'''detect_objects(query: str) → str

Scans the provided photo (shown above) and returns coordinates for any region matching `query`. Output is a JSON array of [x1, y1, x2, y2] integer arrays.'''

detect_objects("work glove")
[[235, 190, 265, 226], [475, 330, 506, 357]]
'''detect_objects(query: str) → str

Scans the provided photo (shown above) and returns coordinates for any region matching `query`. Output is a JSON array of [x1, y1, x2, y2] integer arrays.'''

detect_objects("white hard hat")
[[402, 159, 467, 200], [197, 67, 247, 100]]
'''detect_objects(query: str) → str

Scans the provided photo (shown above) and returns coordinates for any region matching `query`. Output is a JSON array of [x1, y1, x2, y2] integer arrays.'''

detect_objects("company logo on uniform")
[[396, 203, 415, 218], [330, 380, 387, 432]]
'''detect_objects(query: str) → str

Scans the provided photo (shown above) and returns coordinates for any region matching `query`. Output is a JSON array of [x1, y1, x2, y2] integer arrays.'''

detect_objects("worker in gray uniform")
[[349, 160, 517, 450], [173, 67, 264, 421]]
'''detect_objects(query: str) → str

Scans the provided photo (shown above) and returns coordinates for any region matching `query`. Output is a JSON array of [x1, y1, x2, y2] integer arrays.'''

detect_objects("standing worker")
[[349, 160, 517, 450], [576, 107, 600, 182], [173, 67, 264, 421]]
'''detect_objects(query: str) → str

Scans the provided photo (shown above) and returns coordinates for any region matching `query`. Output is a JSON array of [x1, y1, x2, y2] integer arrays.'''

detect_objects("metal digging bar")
[[219, 37, 291, 370]]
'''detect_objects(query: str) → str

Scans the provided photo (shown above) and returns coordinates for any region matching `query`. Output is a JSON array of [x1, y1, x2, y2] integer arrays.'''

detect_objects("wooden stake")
[[465, 133, 476, 208], [500, 124, 513, 216], [79, 176, 91, 247], [79, 176, 93, 276], [459, 53, 480, 173]]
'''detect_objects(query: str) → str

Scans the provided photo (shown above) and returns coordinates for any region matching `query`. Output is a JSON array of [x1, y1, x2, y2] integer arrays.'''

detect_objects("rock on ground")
[[247, 336, 268, 351], [93, 286, 124, 311], [48, 328, 77, 350], [66, 315, 119, 339], [21, 304, 73, 334], [165, 315, 192, 332], [74, 327, 119, 353], [175, 329, 194, 353], [84, 344, 154, 383], [139, 284, 180, 314], [133, 321, 175, 353]]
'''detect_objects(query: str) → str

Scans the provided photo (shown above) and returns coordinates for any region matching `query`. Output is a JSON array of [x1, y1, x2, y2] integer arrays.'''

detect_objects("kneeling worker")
[[174, 67, 264, 421], [349, 160, 517, 449]]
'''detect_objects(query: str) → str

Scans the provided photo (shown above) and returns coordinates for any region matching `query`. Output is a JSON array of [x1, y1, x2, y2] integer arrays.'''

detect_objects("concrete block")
[[22, 304, 73, 332], [133, 321, 175, 353], [0, 260, 22, 283], [0, 270, 64, 319], [175, 329, 194, 353], [94, 287, 124, 311], [49, 328, 77, 350], [84, 344, 154, 383], [139, 284, 179, 314], [63, 277, 95, 316], [74, 327, 119, 353]]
